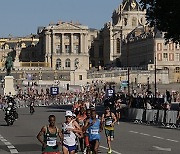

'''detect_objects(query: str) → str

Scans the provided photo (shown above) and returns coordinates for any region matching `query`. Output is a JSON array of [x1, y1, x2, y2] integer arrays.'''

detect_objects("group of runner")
[[37, 100, 120, 154]]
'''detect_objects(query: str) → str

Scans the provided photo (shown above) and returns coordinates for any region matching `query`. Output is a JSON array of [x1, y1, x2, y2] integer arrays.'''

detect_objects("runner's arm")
[[83, 119, 90, 131], [112, 113, 117, 125], [69, 121, 82, 133], [37, 126, 46, 145]]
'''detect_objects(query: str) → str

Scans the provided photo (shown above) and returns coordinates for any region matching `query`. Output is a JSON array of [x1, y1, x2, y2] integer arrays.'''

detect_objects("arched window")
[[56, 58, 61, 70], [74, 58, 79, 69], [124, 18, 127, 26], [175, 67, 180, 73], [132, 17, 137, 27], [65, 58, 71, 68]]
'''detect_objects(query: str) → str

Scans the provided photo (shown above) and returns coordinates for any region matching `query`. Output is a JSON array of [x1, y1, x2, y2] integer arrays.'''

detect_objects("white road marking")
[[129, 131, 179, 143], [10, 149, 18, 154], [4, 142, 12, 145], [8, 145, 15, 149], [1, 139, 7, 142], [0, 134, 18, 153], [153, 146, 171, 152], [139, 133, 150, 136], [129, 130, 139, 134], [152, 136, 164, 140], [166, 139, 179, 143], [100, 145, 122, 154]]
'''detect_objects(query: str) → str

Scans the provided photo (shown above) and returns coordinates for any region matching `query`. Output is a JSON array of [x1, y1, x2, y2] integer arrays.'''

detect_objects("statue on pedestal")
[[4, 53, 14, 76]]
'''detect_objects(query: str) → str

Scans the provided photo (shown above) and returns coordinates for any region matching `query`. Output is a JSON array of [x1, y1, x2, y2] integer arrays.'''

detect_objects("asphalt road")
[[0, 106, 179, 154]]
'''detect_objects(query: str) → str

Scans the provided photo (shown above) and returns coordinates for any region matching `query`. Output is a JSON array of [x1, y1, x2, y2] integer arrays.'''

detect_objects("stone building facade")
[[121, 27, 180, 82], [38, 21, 97, 71], [95, 0, 146, 67]]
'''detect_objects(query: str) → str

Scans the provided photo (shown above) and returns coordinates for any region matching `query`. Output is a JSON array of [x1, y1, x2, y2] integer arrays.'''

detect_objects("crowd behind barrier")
[[0, 81, 180, 129]]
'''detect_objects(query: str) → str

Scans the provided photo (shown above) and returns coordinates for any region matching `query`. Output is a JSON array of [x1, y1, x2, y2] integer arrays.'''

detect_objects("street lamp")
[[126, 37, 130, 96], [154, 56, 157, 101]]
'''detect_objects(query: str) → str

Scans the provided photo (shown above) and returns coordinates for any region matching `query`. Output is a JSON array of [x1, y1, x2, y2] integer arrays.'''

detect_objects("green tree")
[[140, 0, 180, 43]]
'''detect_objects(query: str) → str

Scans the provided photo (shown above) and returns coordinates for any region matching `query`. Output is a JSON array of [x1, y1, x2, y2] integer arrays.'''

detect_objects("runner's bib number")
[[105, 120, 112, 126], [91, 129, 99, 134], [47, 139, 57, 146]]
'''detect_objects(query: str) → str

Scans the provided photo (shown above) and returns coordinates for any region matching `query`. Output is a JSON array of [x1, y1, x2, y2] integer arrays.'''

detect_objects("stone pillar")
[[45, 34, 49, 63], [61, 33, 65, 53], [80, 34, 83, 53], [84, 33, 88, 54], [4, 76, 16, 96], [52, 33, 56, 54], [71, 33, 74, 53]]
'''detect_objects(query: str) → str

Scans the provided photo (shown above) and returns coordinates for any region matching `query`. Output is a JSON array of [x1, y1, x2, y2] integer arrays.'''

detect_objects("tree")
[[140, 0, 180, 43]]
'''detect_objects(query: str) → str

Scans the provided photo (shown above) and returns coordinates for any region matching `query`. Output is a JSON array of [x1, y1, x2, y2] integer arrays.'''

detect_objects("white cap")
[[72, 113, 76, 118], [65, 110, 73, 117]]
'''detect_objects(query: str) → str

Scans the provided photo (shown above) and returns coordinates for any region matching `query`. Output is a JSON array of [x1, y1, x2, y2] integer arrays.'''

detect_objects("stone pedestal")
[[4, 76, 16, 96]]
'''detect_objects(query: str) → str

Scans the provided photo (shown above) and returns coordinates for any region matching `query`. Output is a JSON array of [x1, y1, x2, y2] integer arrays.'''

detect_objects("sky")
[[0, 0, 122, 37]]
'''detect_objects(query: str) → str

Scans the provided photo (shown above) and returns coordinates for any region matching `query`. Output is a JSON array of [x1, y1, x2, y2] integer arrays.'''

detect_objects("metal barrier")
[[127, 108, 179, 129], [145, 109, 158, 124], [128, 108, 144, 124], [166, 110, 178, 128]]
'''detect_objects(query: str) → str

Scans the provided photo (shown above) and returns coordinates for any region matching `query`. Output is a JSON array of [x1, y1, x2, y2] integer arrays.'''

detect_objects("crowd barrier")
[[127, 108, 179, 129]]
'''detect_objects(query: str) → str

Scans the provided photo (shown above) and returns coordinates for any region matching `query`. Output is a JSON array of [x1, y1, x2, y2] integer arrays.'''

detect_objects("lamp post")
[[126, 38, 130, 96], [154, 56, 157, 102]]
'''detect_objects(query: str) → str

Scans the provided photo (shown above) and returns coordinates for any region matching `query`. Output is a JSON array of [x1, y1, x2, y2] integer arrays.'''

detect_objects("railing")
[[20, 62, 49, 67]]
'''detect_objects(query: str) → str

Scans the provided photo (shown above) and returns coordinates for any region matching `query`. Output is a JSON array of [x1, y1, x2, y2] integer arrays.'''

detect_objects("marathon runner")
[[114, 99, 121, 124], [62, 110, 82, 154], [101, 106, 117, 153], [83, 109, 91, 154], [84, 110, 103, 154], [76, 107, 87, 152], [37, 115, 61, 154]]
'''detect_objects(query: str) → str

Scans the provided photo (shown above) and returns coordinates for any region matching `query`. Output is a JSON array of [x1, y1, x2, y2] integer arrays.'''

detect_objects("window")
[[163, 43, 168, 50], [163, 67, 169, 70], [169, 53, 174, 61], [56, 59, 61, 69], [175, 43, 179, 50], [74, 58, 79, 69], [124, 18, 127, 26], [175, 67, 180, 73], [157, 53, 162, 61], [56, 35, 60, 39], [175, 53, 180, 61], [157, 43, 162, 51], [65, 59, 71, 68], [132, 17, 137, 27], [169, 43, 174, 50], [74, 45, 79, 53], [79, 75, 82, 80], [65, 45, 70, 53], [56, 45, 61, 54], [65, 35, 70, 40], [163, 53, 168, 61], [74, 35, 79, 40]]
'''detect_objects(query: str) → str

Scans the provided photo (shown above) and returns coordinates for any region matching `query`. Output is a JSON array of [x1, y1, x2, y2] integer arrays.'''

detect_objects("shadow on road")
[[15, 144, 41, 152]]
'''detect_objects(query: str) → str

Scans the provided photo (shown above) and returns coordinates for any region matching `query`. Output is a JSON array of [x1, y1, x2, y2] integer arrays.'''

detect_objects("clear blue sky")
[[0, 0, 122, 37]]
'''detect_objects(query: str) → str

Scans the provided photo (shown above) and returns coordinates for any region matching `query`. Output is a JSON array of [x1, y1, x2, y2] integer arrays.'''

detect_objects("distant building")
[[96, 0, 146, 67], [38, 21, 98, 71], [0, 35, 40, 68], [121, 26, 180, 82]]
